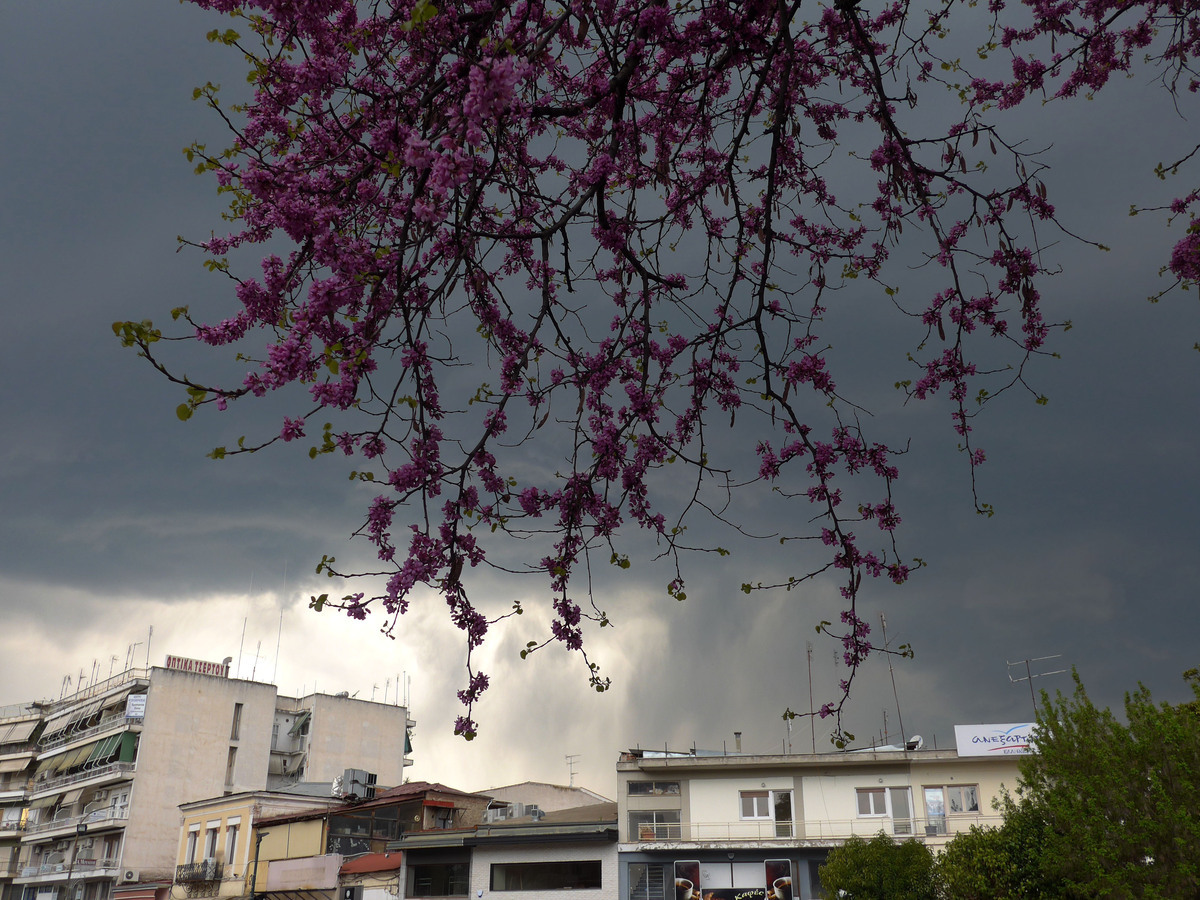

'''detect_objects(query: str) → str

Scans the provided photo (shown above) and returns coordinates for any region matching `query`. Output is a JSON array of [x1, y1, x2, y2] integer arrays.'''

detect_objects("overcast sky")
[[2, 2, 1198, 798]]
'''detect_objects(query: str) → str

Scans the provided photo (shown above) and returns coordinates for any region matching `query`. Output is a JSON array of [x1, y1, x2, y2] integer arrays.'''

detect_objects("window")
[[629, 810, 681, 840], [740, 791, 770, 819], [230, 704, 243, 741], [628, 864, 667, 900], [628, 781, 680, 796], [204, 825, 219, 859], [185, 826, 199, 864], [225, 823, 238, 863], [224, 747, 237, 786], [490, 861, 601, 891], [856, 788, 887, 817], [433, 807, 455, 829], [408, 863, 469, 897], [738, 790, 792, 836], [947, 785, 980, 814], [857, 787, 913, 834]]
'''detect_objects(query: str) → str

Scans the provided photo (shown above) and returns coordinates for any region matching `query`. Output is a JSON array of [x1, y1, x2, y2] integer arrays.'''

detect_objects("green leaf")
[[176, 404, 193, 422]]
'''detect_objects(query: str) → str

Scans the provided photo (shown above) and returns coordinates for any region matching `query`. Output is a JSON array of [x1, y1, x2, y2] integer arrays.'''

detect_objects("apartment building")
[[0, 706, 42, 900], [5, 657, 415, 900], [617, 728, 1028, 900]]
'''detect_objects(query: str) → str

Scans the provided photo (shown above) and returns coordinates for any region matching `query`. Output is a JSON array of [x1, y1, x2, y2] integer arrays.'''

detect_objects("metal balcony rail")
[[176, 860, 223, 883], [39, 716, 142, 753], [19, 857, 121, 878], [47, 670, 150, 711], [26, 808, 129, 835], [29, 763, 135, 797], [632, 814, 1006, 843]]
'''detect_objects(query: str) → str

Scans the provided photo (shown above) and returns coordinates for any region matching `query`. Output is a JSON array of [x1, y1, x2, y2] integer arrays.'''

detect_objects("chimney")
[[734, 732, 742, 752]]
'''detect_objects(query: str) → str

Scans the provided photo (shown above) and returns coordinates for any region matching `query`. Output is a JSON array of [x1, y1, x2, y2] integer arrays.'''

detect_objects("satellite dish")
[[905, 735, 924, 751]]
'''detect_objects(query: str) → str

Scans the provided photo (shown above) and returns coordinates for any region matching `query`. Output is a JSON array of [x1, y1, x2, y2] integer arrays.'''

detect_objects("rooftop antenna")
[[109, 656, 119, 680], [1008, 655, 1068, 716], [250, 640, 262, 681], [806, 641, 816, 754], [565, 754, 580, 787], [237, 617, 248, 680], [126, 641, 142, 671], [273, 560, 287, 683], [60, 674, 73, 699], [384, 677, 391, 705], [146, 626, 153, 668], [880, 614, 907, 749]]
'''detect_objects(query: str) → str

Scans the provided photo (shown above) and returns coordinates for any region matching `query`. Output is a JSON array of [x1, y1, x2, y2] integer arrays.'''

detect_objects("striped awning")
[[0, 757, 31, 774]]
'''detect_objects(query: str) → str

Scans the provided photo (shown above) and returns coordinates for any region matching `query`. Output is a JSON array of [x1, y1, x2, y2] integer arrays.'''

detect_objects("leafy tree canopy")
[[819, 832, 937, 900], [117, 0, 1200, 736], [1017, 670, 1200, 898]]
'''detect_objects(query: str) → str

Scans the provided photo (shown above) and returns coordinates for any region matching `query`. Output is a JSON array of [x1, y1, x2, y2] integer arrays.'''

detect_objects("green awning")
[[86, 734, 121, 764], [288, 711, 311, 736], [117, 731, 138, 762]]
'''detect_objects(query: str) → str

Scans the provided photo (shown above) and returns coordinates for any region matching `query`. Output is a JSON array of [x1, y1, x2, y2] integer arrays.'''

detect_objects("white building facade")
[[617, 742, 1024, 900]]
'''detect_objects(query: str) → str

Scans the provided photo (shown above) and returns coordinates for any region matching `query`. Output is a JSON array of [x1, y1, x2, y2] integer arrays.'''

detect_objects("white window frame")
[[185, 825, 200, 864], [856, 788, 888, 817], [739, 790, 771, 819]]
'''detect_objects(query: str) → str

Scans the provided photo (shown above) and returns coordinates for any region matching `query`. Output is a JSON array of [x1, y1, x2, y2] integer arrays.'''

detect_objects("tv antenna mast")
[[1008, 655, 1068, 715], [565, 754, 580, 787]]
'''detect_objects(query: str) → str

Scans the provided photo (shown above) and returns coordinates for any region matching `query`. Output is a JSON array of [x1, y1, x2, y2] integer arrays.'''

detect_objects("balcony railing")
[[17, 858, 120, 880], [176, 860, 223, 883], [39, 717, 141, 754], [29, 763, 134, 798], [26, 808, 129, 836], [630, 814, 1005, 844]]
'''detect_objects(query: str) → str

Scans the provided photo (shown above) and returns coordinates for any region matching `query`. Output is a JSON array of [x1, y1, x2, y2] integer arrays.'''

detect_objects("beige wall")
[[122, 669, 277, 880], [302, 695, 411, 788]]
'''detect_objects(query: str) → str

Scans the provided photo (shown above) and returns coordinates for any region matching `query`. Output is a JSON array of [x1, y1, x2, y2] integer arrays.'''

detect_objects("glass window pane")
[[963, 785, 979, 812]]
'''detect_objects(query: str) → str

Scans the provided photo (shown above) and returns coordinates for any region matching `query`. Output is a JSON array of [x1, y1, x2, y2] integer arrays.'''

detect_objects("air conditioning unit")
[[92, 790, 109, 802], [120, 869, 140, 884], [78, 839, 94, 851], [55, 842, 70, 852]]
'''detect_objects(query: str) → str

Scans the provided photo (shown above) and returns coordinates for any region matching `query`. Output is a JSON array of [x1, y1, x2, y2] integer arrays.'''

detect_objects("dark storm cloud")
[[2, 0, 1198, 798]]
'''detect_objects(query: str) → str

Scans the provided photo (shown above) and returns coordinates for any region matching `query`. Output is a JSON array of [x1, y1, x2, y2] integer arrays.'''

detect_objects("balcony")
[[39, 717, 141, 754], [176, 860, 223, 883], [628, 814, 1005, 845], [26, 808, 129, 837], [15, 858, 121, 883], [28, 763, 134, 799]]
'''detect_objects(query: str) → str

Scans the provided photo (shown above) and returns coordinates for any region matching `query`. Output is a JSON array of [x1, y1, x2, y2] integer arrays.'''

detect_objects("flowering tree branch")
[[117, 0, 1199, 743]]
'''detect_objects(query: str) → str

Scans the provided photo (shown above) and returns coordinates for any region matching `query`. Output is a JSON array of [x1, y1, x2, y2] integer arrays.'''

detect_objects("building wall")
[[469, 841, 616, 900], [121, 670, 277, 880], [687, 775, 797, 841], [303, 695, 411, 788]]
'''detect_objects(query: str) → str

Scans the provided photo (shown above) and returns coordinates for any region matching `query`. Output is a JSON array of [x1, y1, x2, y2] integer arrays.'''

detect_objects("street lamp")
[[250, 831, 270, 900]]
